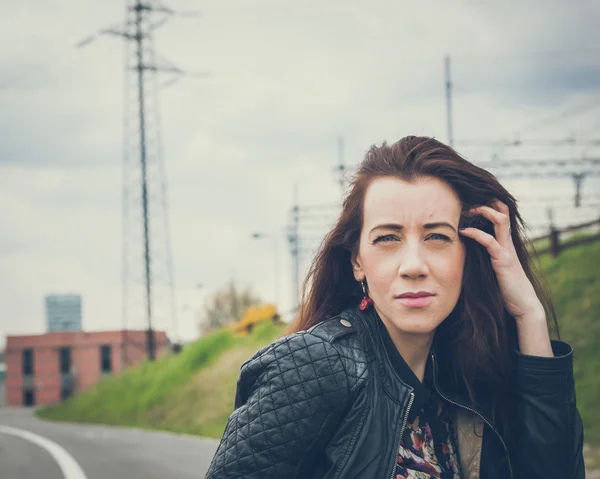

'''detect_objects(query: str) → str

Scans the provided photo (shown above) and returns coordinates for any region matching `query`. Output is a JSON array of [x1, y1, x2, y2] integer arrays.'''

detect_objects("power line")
[[297, 203, 340, 212], [455, 98, 600, 160], [476, 157, 600, 169], [486, 170, 600, 179], [457, 138, 600, 148], [78, 0, 203, 361], [516, 97, 600, 135]]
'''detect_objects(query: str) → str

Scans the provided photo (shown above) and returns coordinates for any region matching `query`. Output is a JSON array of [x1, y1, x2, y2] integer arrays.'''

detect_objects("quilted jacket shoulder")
[[308, 312, 370, 395], [205, 321, 362, 479]]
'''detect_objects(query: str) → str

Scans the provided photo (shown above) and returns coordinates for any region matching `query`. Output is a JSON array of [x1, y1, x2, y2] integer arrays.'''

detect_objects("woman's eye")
[[373, 234, 398, 243], [373, 233, 451, 244], [428, 233, 450, 242]]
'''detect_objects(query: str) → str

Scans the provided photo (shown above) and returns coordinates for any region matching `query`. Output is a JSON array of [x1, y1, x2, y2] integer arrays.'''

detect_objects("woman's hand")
[[458, 200, 553, 356], [458, 199, 544, 322]]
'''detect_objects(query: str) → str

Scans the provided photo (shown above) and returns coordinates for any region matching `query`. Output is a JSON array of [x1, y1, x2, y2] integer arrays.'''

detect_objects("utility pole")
[[131, 2, 156, 361], [445, 55, 454, 148], [573, 172, 585, 208], [287, 184, 301, 312], [78, 1, 203, 362], [334, 136, 346, 197], [283, 195, 342, 315], [251, 233, 280, 306]]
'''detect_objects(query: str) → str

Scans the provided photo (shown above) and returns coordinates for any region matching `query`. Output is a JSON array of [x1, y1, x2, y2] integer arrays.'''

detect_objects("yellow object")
[[228, 304, 278, 334]]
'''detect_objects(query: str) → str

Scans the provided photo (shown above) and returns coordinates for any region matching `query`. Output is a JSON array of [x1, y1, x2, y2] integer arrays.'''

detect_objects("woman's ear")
[[351, 250, 364, 282]]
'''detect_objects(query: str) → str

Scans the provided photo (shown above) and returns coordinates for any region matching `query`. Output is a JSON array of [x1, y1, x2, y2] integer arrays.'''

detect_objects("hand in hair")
[[458, 199, 545, 323]]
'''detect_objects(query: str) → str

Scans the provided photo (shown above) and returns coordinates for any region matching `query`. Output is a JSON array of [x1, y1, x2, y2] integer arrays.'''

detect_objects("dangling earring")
[[359, 280, 374, 311]]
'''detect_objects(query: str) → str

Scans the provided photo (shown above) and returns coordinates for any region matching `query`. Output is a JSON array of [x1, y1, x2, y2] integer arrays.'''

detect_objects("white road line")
[[0, 425, 88, 479]]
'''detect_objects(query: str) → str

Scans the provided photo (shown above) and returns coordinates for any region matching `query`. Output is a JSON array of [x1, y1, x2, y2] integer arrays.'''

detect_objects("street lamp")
[[251, 232, 280, 307]]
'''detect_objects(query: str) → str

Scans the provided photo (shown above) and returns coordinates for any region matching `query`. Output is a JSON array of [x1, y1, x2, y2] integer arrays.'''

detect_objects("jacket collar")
[[348, 306, 482, 414], [349, 306, 415, 406], [374, 313, 434, 419]]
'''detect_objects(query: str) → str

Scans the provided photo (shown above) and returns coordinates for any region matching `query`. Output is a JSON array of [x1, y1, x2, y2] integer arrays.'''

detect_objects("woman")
[[206, 136, 585, 479]]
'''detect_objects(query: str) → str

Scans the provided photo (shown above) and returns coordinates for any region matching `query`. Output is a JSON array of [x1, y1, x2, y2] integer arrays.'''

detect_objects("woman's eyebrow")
[[423, 222, 457, 233], [369, 222, 456, 234]]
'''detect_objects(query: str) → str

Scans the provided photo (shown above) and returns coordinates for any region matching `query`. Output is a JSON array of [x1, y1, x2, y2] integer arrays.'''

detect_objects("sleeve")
[[514, 339, 585, 479], [205, 332, 352, 479]]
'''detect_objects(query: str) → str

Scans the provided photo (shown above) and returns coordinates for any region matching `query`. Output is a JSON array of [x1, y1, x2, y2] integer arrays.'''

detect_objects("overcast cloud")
[[1, 0, 600, 348]]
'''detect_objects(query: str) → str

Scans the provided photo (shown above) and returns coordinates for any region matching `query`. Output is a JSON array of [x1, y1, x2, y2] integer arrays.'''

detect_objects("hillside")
[[535, 238, 600, 466], [38, 239, 600, 464], [37, 320, 287, 438]]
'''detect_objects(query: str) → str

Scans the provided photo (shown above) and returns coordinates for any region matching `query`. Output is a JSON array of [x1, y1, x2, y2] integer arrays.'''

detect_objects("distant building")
[[45, 294, 82, 332], [5, 330, 170, 407], [0, 352, 5, 407]]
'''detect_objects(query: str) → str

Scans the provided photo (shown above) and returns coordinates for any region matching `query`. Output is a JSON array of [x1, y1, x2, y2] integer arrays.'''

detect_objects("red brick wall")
[[5, 346, 24, 407], [5, 330, 170, 407], [35, 347, 60, 406]]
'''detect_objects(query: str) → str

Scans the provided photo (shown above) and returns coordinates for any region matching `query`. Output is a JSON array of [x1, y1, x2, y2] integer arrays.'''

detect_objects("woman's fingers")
[[458, 226, 502, 257], [468, 200, 512, 244]]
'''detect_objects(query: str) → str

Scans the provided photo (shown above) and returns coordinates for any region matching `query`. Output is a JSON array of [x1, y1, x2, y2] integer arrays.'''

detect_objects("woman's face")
[[352, 176, 466, 338]]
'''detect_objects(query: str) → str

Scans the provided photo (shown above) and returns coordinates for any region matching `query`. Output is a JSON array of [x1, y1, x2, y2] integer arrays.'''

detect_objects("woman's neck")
[[381, 320, 434, 383]]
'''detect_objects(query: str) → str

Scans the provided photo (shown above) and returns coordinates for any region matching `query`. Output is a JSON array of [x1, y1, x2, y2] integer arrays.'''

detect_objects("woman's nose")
[[397, 245, 428, 279]]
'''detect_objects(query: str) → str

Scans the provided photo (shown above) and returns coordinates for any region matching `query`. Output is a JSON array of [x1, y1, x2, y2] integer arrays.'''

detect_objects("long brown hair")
[[289, 136, 558, 439]]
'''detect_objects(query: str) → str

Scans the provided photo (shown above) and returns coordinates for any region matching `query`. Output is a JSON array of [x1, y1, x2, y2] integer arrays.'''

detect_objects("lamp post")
[[251, 232, 280, 307]]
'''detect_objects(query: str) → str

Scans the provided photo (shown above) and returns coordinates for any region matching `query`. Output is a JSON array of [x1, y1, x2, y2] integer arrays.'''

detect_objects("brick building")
[[0, 360, 5, 407], [5, 330, 170, 407]]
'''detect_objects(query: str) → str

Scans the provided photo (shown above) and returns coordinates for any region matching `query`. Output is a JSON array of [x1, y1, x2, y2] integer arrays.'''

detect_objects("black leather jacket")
[[206, 307, 585, 479]]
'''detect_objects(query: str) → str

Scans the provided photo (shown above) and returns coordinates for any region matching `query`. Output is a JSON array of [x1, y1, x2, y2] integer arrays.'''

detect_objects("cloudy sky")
[[1, 0, 599, 348]]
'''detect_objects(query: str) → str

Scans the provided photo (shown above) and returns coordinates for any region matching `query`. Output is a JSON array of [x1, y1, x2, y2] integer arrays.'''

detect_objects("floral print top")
[[394, 393, 462, 479]]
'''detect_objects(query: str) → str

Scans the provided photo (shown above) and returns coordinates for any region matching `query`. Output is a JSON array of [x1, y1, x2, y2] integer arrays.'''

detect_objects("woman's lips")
[[396, 295, 434, 308]]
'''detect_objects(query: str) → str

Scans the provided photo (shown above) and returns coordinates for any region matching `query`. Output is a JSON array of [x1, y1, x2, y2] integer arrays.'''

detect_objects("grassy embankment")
[[38, 238, 600, 464], [38, 320, 287, 438], [533, 236, 600, 467]]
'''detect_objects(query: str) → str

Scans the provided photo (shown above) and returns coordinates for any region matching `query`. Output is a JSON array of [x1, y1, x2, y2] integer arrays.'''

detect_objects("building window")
[[100, 345, 112, 373], [22, 349, 34, 376], [23, 389, 35, 407], [59, 346, 73, 401], [59, 347, 71, 374]]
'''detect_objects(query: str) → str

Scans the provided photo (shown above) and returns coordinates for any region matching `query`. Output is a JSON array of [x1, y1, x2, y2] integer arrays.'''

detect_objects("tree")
[[199, 281, 261, 334]]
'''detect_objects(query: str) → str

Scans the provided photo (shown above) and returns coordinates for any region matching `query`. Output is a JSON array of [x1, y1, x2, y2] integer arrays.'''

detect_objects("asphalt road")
[[2, 408, 599, 478], [0, 408, 220, 479]]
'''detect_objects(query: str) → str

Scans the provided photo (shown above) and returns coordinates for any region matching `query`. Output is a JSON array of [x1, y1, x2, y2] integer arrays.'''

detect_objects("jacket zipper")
[[431, 354, 514, 479], [388, 391, 414, 479]]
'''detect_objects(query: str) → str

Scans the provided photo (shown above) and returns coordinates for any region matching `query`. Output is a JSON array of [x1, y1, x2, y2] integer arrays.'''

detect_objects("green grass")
[[529, 236, 550, 253], [535, 238, 600, 467], [37, 321, 286, 437], [37, 239, 600, 466]]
